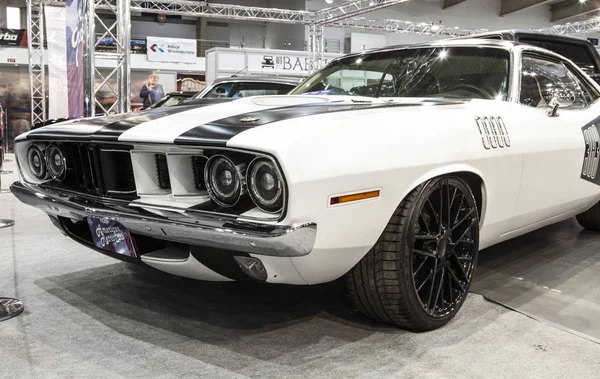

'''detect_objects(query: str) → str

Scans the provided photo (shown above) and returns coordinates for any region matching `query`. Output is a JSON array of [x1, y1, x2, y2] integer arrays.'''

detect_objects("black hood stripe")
[[174, 99, 466, 147], [26, 104, 207, 142]]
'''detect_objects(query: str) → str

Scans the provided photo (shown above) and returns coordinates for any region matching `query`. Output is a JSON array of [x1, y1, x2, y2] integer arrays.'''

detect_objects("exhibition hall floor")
[[1, 156, 600, 379]]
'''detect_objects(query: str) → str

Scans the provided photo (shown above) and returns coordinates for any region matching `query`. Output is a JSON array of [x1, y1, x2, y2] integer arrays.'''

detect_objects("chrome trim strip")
[[11, 182, 316, 257]]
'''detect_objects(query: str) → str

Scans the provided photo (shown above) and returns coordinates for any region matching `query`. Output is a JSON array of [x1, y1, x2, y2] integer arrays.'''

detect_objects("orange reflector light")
[[330, 190, 380, 205]]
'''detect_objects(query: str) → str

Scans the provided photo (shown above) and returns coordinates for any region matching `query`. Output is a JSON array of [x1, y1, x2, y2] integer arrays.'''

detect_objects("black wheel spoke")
[[452, 218, 476, 245], [451, 254, 469, 281], [453, 194, 465, 225], [417, 268, 434, 292], [419, 214, 432, 235], [426, 199, 439, 226], [414, 249, 436, 258], [432, 268, 445, 311], [447, 269, 453, 304], [439, 183, 444, 234], [426, 261, 439, 308], [413, 257, 429, 277], [450, 208, 475, 233], [449, 268, 466, 293], [446, 181, 452, 228], [414, 234, 438, 240]]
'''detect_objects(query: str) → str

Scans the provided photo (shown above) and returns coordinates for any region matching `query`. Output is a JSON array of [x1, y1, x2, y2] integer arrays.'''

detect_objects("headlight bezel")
[[246, 157, 284, 214], [27, 145, 48, 180], [204, 154, 246, 208], [45, 144, 67, 181]]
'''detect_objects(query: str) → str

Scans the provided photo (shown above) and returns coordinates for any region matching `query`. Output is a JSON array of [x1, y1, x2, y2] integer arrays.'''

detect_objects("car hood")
[[21, 96, 468, 146]]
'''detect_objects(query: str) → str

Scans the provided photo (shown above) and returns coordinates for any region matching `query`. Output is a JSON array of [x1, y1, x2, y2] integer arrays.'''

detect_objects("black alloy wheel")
[[345, 176, 480, 331], [410, 178, 479, 319]]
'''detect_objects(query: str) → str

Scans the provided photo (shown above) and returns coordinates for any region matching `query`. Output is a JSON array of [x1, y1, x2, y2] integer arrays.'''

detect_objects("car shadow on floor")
[[35, 262, 406, 363]]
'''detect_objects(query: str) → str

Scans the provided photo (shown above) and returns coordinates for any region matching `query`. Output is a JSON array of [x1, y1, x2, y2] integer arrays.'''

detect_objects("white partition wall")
[[205, 47, 342, 84]]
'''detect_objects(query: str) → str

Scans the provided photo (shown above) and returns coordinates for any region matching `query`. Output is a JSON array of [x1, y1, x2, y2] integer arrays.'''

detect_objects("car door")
[[508, 52, 600, 232]]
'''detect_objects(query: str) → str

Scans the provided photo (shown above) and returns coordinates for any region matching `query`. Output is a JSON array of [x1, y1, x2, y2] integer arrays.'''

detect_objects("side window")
[[519, 55, 594, 109]]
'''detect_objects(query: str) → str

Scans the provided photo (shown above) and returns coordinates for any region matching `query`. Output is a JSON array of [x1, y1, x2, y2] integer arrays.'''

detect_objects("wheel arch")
[[405, 165, 487, 227]]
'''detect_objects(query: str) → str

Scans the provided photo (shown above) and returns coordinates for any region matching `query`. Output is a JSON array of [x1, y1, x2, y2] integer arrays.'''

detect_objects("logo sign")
[[0, 28, 27, 47], [157, 13, 167, 23], [6, 58, 16, 63], [249, 52, 335, 74], [146, 36, 197, 63]]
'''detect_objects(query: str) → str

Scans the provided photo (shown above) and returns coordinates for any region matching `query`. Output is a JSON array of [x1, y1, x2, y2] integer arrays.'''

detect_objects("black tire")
[[344, 176, 480, 331], [576, 201, 600, 230]]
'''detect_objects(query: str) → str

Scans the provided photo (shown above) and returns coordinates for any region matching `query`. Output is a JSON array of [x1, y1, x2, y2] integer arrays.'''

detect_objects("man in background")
[[139, 73, 165, 108]]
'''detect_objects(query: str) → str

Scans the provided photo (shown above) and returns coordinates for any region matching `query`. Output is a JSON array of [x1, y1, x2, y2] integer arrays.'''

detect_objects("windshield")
[[290, 46, 510, 100], [194, 81, 294, 99]]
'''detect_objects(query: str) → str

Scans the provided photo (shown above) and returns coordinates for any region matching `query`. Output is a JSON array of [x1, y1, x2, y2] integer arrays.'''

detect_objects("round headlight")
[[247, 158, 284, 213], [204, 155, 243, 207], [27, 145, 47, 180], [46, 144, 67, 181]]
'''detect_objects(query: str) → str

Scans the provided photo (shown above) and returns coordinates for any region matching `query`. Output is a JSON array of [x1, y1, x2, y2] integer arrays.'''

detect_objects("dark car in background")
[[149, 91, 197, 109], [193, 76, 302, 99], [456, 31, 600, 83], [149, 76, 302, 109]]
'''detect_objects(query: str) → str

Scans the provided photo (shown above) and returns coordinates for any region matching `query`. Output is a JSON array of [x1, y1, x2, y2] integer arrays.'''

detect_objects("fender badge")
[[240, 116, 260, 123]]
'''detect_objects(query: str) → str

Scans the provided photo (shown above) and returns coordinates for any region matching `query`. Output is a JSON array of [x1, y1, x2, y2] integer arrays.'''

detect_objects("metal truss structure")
[[314, 0, 410, 24], [534, 19, 600, 35], [86, 0, 131, 116], [120, 0, 312, 23], [27, 0, 47, 126], [331, 17, 485, 37]]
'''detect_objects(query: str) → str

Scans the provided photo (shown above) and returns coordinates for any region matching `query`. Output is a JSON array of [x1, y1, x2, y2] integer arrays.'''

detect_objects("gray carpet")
[[2, 157, 600, 378], [472, 218, 600, 344]]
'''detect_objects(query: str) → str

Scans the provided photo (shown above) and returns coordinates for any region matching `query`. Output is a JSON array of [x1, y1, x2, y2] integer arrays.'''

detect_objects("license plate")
[[87, 217, 136, 258]]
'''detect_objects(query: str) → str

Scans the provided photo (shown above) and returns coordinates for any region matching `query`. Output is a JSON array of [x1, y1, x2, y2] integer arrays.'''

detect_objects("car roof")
[[459, 30, 592, 44], [341, 39, 523, 58], [211, 76, 302, 86]]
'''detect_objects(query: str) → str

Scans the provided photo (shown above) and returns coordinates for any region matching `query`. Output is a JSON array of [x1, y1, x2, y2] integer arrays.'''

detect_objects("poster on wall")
[[146, 36, 197, 64], [66, 0, 84, 119]]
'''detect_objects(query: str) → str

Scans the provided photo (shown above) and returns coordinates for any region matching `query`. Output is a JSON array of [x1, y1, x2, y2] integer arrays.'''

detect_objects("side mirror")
[[546, 89, 575, 118]]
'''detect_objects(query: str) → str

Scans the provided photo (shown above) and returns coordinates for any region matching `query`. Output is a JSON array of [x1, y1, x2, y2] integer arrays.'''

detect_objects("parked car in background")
[[193, 76, 301, 99], [149, 91, 197, 109], [456, 31, 600, 83]]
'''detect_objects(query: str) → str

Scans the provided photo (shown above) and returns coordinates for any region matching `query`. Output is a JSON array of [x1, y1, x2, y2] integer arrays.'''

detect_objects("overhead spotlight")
[[580, 0, 587, 4], [326, 0, 334, 4], [430, 21, 442, 32]]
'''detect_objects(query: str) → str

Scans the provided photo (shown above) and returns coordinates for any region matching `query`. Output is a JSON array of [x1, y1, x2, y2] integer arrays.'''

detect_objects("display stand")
[[0, 298, 24, 321]]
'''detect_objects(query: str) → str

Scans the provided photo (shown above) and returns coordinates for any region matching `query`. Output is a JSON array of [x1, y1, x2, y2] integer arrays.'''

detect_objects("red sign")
[[6, 58, 16, 63]]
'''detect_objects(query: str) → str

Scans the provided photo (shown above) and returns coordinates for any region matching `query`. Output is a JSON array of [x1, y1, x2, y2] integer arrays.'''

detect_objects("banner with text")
[[0, 28, 27, 47], [44, 6, 68, 119], [147, 36, 196, 64], [66, 0, 84, 119]]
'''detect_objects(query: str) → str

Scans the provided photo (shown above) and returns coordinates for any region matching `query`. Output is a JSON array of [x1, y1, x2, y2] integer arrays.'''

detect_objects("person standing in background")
[[139, 73, 165, 108]]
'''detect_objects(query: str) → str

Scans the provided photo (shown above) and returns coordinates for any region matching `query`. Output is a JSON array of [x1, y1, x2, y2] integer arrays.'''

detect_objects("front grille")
[[192, 156, 208, 190], [155, 154, 171, 190], [50, 143, 137, 200]]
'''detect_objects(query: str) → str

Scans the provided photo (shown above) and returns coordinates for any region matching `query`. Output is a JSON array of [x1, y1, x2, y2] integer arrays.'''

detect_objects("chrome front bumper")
[[10, 182, 316, 257]]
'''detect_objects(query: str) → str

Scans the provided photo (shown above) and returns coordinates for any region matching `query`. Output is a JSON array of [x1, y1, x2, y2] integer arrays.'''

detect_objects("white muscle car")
[[11, 40, 600, 331]]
